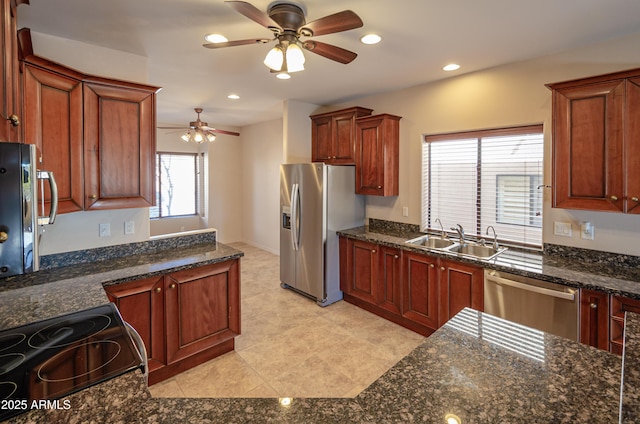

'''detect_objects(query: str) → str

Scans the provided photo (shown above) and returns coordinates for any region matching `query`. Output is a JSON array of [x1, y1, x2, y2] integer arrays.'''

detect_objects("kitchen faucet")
[[434, 218, 446, 238], [486, 226, 499, 249], [450, 224, 465, 246]]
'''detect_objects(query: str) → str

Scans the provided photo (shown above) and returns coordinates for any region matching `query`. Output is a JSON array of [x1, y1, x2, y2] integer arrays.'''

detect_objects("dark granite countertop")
[[7, 308, 629, 423], [338, 225, 640, 299], [0, 240, 244, 331]]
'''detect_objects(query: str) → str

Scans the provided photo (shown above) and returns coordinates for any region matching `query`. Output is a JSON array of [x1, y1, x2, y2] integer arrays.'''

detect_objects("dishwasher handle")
[[486, 272, 575, 301]]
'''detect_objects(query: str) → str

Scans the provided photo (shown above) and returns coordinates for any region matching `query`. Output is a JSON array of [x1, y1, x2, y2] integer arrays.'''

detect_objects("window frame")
[[151, 151, 202, 220], [423, 124, 544, 249]]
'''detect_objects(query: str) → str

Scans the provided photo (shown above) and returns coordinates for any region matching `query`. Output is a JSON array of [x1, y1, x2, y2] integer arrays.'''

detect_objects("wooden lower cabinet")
[[438, 259, 484, 326], [378, 246, 402, 315], [579, 289, 610, 351], [402, 251, 439, 333], [342, 239, 379, 304], [104, 259, 241, 385], [610, 295, 640, 355]]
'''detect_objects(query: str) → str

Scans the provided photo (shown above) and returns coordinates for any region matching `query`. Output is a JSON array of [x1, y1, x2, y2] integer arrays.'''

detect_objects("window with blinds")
[[422, 125, 544, 249], [150, 152, 202, 219]]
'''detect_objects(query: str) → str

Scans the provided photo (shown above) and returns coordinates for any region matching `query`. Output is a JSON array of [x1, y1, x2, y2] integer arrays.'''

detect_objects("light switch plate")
[[124, 221, 135, 235], [99, 223, 111, 237], [553, 222, 572, 237]]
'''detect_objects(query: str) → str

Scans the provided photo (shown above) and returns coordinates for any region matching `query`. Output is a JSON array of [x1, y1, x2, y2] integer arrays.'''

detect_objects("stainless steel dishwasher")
[[483, 270, 579, 341]]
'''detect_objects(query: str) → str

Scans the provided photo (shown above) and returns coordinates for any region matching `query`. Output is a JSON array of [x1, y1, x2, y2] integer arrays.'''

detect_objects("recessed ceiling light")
[[360, 34, 381, 45], [204, 34, 228, 43], [227, 94, 240, 100], [443, 63, 461, 71], [276, 72, 291, 80]]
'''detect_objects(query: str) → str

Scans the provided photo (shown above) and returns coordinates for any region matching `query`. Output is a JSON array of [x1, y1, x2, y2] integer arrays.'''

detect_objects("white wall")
[[30, 32, 153, 255], [328, 31, 640, 255], [240, 118, 283, 254], [283, 100, 317, 163]]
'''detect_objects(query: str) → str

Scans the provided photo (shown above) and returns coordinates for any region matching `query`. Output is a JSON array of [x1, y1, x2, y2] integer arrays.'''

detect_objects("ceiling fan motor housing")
[[268, 2, 306, 32]]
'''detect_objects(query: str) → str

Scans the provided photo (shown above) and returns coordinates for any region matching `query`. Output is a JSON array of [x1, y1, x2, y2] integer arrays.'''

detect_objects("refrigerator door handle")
[[291, 183, 300, 251], [36, 171, 58, 225]]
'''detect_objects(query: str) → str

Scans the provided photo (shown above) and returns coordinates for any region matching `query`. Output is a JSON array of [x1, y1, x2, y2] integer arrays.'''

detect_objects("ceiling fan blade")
[[157, 126, 189, 130], [202, 126, 240, 137], [302, 40, 357, 64], [203, 38, 271, 49], [225, 1, 281, 30], [300, 10, 363, 37]]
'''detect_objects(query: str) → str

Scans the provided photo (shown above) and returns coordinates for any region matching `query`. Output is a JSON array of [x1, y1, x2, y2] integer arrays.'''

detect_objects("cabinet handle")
[[7, 114, 20, 127], [590, 303, 598, 309], [610, 195, 618, 201], [169, 283, 176, 289], [632, 197, 639, 202], [155, 287, 162, 293]]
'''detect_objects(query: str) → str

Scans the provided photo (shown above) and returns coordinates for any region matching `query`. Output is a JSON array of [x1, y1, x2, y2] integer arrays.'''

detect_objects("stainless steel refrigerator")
[[280, 163, 365, 306]]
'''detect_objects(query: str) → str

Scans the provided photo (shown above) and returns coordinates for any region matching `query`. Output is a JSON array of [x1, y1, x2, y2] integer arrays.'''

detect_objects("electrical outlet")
[[402, 206, 409, 217], [124, 221, 135, 235], [99, 223, 111, 237]]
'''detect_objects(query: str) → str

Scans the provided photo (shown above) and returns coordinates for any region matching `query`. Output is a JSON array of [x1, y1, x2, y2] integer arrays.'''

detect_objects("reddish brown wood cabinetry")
[[310, 106, 373, 164], [438, 259, 484, 325], [610, 295, 640, 354], [83, 81, 156, 210], [548, 68, 640, 213], [0, 0, 25, 143], [402, 251, 439, 331], [104, 259, 241, 385], [355, 114, 401, 196], [342, 239, 379, 304], [579, 289, 609, 351], [378, 246, 402, 315]]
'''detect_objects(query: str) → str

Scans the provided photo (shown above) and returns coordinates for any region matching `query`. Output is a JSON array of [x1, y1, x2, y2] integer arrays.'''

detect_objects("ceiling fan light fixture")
[[206, 132, 216, 142], [193, 131, 204, 143], [276, 71, 291, 80], [285, 43, 305, 72], [264, 45, 285, 71]]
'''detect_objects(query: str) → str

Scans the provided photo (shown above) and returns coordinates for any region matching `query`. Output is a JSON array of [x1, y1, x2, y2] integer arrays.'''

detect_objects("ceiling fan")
[[203, 1, 363, 77], [158, 108, 240, 143]]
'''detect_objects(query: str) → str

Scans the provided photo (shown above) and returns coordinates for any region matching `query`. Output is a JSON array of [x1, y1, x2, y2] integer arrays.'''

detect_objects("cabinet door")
[[438, 259, 483, 326], [610, 295, 640, 355], [104, 276, 166, 371], [402, 251, 439, 330], [165, 260, 240, 364], [311, 115, 333, 162], [344, 239, 379, 304], [355, 114, 400, 196], [552, 80, 625, 211], [83, 82, 156, 210], [378, 246, 402, 315], [626, 77, 640, 214], [332, 111, 358, 164], [0, 0, 22, 143], [23, 64, 84, 213], [579, 289, 609, 351]]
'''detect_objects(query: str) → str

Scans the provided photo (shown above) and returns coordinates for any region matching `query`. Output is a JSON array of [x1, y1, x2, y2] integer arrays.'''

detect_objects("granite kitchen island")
[[8, 308, 634, 423]]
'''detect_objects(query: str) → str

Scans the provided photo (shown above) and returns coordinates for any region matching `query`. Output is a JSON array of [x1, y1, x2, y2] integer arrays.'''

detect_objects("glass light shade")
[[181, 131, 191, 142], [206, 133, 216, 142], [285, 43, 305, 72], [194, 131, 204, 143], [276, 72, 291, 80], [264, 46, 284, 71]]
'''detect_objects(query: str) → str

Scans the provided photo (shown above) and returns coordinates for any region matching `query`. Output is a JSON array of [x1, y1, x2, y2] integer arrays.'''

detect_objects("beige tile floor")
[[149, 242, 425, 399]]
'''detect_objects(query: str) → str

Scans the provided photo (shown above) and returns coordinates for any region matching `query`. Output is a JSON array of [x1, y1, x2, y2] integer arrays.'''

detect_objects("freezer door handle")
[[290, 183, 300, 251]]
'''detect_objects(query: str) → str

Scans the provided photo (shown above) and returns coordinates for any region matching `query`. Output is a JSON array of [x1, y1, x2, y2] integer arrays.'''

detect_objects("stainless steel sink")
[[448, 243, 506, 260], [405, 235, 455, 249]]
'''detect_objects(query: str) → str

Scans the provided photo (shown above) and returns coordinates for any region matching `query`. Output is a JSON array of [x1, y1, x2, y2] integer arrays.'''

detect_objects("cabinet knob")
[[0, 231, 8, 244], [372, 249, 377, 254], [429, 263, 434, 268], [155, 287, 162, 293], [7, 114, 20, 127], [610, 195, 618, 201], [440, 266, 445, 271], [89, 194, 98, 200], [170, 283, 176, 289], [333, 156, 337, 159], [394, 255, 399, 259], [632, 197, 639, 202], [590, 303, 598, 309], [377, 185, 382, 189]]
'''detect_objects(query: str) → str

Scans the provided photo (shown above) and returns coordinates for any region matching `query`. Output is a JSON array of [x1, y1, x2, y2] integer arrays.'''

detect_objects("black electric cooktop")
[[0, 303, 143, 421]]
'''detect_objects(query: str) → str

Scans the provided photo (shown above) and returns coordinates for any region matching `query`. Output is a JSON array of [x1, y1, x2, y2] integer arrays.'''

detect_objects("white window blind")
[[422, 125, 544, 248], [150, 152, 202, 219]]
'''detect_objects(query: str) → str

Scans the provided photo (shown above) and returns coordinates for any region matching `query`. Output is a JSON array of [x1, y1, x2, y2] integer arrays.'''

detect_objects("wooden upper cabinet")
[[548, 68, 640, 213], [355, 114, 401, 196], [0, 0, 25, 143], [23, 62, 84, 214], [310, 106, 373, 164], [84, 81, 156, 210]]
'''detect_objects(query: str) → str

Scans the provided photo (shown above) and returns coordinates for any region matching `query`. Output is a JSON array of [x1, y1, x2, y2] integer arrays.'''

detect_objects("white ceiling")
[[17, 0, 640, 128]]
